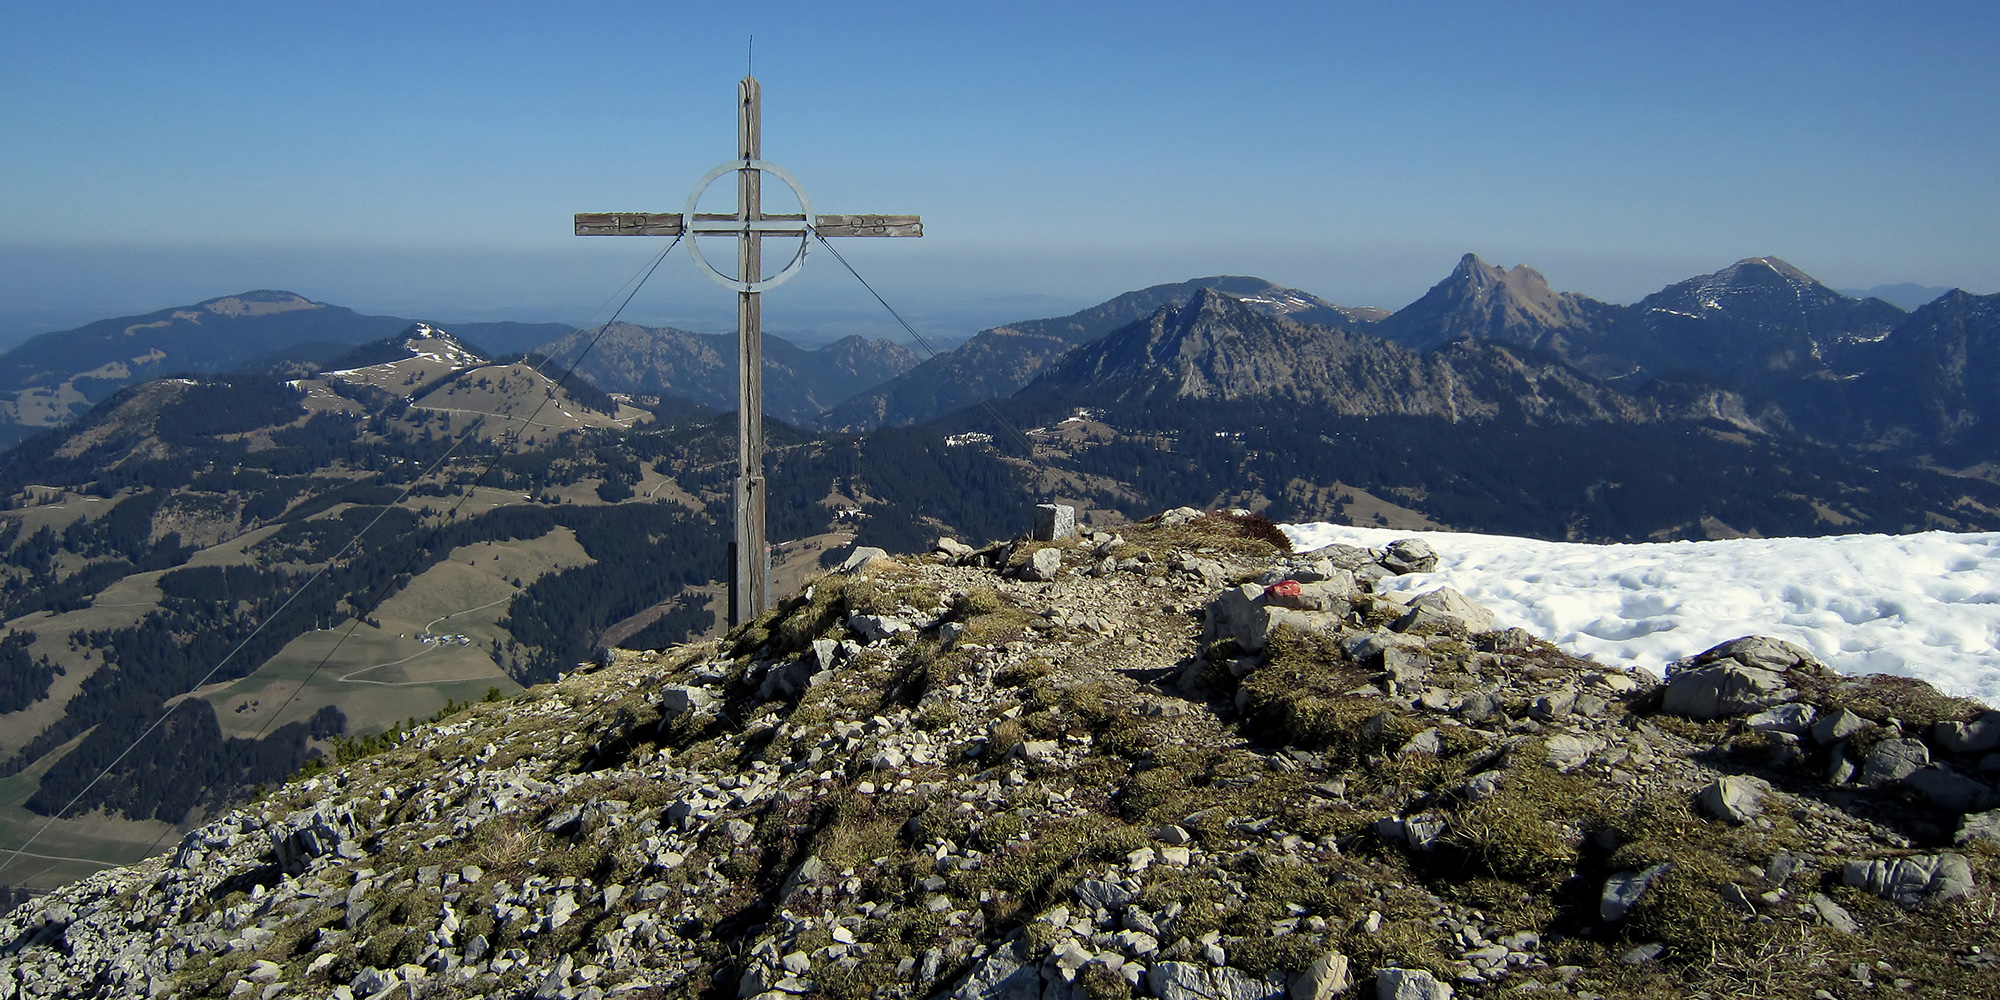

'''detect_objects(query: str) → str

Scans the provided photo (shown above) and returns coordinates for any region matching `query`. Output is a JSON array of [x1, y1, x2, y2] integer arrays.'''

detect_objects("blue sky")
[[1, 1, 1995, 343]]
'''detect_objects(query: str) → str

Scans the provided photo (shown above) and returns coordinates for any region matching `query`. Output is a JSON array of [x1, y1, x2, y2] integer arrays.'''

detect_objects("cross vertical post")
[[734, 77, 768, 626], [574, 75, 922, 631]]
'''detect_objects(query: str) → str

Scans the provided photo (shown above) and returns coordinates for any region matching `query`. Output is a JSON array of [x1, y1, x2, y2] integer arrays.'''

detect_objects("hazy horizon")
[[4, 2, 1995, 345]]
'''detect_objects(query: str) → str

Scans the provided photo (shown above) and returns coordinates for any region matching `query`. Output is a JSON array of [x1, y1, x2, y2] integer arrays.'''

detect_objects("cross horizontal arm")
[[575, 212, 919, 238], [690, 213, 809, 236], [815, 215, 922, 238], [574, 213, 683, 237]]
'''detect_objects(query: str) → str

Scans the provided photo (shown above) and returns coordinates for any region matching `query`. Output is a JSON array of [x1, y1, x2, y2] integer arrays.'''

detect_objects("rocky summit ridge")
[[1027, 290, 1664, 426], [4, 513, 1999, 1000]]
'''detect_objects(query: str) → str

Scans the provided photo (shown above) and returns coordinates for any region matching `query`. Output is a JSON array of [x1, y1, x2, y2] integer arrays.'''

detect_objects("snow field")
[[1280, 523, 2000, 706]]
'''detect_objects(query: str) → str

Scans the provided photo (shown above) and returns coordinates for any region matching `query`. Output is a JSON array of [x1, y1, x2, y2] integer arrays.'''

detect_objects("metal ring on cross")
[[682, 159, 816, 293]]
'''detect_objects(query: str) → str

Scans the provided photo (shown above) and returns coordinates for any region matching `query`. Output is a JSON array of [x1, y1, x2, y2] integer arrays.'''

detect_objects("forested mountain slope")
[[533, 322, 921, 426], [0, 336, 732, 889], [0, 292, 586, 450]]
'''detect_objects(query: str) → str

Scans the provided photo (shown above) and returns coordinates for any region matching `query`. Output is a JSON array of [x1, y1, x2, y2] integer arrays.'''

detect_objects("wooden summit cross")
[[575, 75, 921, 626]]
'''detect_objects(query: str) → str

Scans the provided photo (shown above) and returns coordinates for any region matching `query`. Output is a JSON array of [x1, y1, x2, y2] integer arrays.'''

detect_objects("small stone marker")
[[1033, 503, 1077, 541], [1699, 775, 1768, 823]]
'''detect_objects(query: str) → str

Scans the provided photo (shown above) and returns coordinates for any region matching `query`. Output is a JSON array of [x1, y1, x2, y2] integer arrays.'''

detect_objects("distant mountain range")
[[1365, 253, 2000, 466], [4, 265, 1997, 876], [0, 292, 583, 449], [1025, 287, 1660, 425], [814, 253, 1997, 473], [7, 256, 1997, 900], [534, 322, 921, 426], [0, 291, 916, 446], [818, 275, 1386, 431], [3, 256, 1993, 470], [1841, 282, 1958, 311]]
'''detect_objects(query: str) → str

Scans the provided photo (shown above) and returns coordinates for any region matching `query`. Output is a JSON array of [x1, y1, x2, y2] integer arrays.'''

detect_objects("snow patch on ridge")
[[1281, 523, 2000, 705]]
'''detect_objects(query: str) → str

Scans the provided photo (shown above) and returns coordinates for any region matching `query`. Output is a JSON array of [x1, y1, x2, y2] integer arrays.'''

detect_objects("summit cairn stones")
[[1746, 703, 1817, 735], [1033, 504, 1077, 542], [1699, 775, 1769, 824], [658, 685, 717, 721], [1859, 739, 1930, 785], [1395, 587, 1494, 634], [1290, 951, 1353, 1000], [948, 938, 1039, 1000], [1843, 854, 1975, 907], [1376, 967, 1453, 1000], [1021, 547, 1063, 582], [1204, 578, 1355, 655], [1904, 766, 1997, 812], [1263, 576, 1356, 614], [1377, 538, 1439, 574], [1935, 711, 2000, 754], [1958, 809, 2000, 846], [268, 804, 362, 875], [836, 547, 891, 574], [1146, 962, 1285, 1000], [1700, 634, 1821, 673], [1662, 636, 1818, 721], [1812, 707, 1872, 745]]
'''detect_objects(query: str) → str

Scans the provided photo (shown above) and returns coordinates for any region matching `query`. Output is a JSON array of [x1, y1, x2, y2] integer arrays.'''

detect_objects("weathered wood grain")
[[692, 212, 805, 222], [814, 214, 923, 237], [573, 213, 683, 236]]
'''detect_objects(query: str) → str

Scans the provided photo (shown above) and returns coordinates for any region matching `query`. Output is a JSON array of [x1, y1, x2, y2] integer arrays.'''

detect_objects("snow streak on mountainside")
[[1637, 256, 1907, 377], [1283, 522, 2000, 705]]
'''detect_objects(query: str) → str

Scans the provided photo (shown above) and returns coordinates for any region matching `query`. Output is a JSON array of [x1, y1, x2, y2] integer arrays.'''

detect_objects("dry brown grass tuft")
[[1682, 925, 1837, 1000]]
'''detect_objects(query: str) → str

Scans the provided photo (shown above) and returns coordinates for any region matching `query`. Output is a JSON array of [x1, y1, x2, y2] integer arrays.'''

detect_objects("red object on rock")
[[1265, 580, 1303, 598]]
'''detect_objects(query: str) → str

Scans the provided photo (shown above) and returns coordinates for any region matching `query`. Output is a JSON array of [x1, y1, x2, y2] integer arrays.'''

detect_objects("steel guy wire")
[[807, 226, 1045, 459]]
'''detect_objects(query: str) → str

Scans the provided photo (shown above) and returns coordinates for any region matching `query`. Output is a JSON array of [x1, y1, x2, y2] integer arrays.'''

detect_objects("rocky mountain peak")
[[4, 514, 1994, 999], [818, 276, 1380, 432], [1178, 285, 1239, 321], [1727, 255, 1816, 287], [1430, 255, 1564, 315], [1637, 257, 1908, 387], [1030, 289, 1308, 399], [1028, 291, 1659, 425], [1848, 289, 2000, 459], [1446, 252, 1507, 292], [1649, 256, 1853, 316], [1378, 254, 1610, 356]]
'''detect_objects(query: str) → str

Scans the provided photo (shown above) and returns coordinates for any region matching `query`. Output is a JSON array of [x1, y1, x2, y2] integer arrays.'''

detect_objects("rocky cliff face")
[[1376, 255, 1648, 378], [1363, 255, 2000, 455], [5, 513, 1997, 999], [1029, 289, 1663, 426], [1845, 290, 2000, 461], [819, 278, 1378, 432]]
